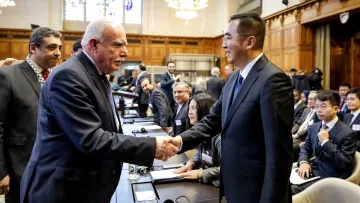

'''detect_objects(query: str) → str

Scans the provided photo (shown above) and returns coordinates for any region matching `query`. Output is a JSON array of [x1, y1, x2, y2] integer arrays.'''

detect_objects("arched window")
[[64, 0, 142, 24]]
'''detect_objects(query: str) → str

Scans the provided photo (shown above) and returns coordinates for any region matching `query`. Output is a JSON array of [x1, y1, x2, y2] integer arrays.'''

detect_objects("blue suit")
[[20, 52, 157, 203], [160, 72, 179, 108], [179, 55, 294, 203]]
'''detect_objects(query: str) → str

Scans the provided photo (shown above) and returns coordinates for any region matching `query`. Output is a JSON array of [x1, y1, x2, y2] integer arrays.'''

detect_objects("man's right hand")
[[298, 162, 311, 179], [174, 74, 182, 81], [173, 161, 194, 174], [0, 175, 10, 195], [155, 137, 179, 161]]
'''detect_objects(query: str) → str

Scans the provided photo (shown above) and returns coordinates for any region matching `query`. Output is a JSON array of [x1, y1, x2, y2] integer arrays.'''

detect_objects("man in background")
[[224, 64, 233, 77], [172, 82, 190, 136], [141, 77, 173, 133], [294, 89, 307, 125], [344, 88, 360, 151], [159, 61, 181, 110], [133, 64, 150, 117], [71, 39, 82, 56], [0, 27, 62, 203], [206, 67, 224, 100], [339, 83, 351, 115]]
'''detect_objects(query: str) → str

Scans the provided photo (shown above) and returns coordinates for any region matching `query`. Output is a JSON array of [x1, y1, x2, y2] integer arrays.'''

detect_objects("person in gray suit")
[[141, 77, 173, 132], [206, 67, 225, 100], [171, 82, 191, 137], [0, 27, 62, 202]]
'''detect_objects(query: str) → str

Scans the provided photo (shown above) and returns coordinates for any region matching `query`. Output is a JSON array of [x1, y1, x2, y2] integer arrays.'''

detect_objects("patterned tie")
[[231, 75, 244, 105], [101, 74, 120, 131], [41, 69, 50, 81], [322, 124, 328, 130], [349, 113, 354, 126]]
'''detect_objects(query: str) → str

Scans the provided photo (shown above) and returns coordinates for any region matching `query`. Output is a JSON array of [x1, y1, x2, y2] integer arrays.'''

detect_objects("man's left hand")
[[179, 170, 201, 180], [318, 129, 329, 143], [155, 136, 179, 161]]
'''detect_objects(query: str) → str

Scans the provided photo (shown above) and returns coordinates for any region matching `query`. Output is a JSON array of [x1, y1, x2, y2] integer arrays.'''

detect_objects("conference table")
[[111, 121, 222, 203]]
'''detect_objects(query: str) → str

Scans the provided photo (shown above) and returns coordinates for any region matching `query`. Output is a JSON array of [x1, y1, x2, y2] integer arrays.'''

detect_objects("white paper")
[[135, 191, 156, 201], [290, 168, 320, 185], [353, 124, 360, 131], [150, 169, 182, 180], [137, 125, 161, 131]]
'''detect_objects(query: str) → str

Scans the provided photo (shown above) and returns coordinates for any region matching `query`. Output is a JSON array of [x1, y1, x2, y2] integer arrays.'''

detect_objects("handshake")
[[155, 136, 182, 161]]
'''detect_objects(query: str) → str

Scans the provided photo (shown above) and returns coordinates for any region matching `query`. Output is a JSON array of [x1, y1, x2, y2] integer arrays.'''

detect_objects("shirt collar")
[[83, 50, 103, 75], [322, 116, 339, 131], [139, 71, 146, 77], [239, 53, 263, 79], [352, 109, 360, 118], [168, 72, 173, 77], [294, 100, 302, 109], [26, 55, 43, 73]]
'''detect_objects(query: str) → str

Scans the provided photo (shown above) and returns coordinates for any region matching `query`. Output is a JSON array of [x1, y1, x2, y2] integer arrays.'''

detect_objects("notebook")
[[150, 169, 184, 183]]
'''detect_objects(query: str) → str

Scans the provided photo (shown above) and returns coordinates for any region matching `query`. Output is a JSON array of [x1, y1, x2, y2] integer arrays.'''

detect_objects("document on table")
[[290, 168, 320, 185], [135, 191, 156, 201], [150, 169, 182, 181]]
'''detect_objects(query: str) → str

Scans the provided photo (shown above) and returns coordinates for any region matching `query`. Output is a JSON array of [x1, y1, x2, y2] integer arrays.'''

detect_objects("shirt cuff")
[[299, 161, 309, 166], [321, 139, 329, 146]]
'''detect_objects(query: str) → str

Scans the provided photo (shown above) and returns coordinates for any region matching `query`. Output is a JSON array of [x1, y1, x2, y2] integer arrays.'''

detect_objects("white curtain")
[[315, 24, 331, 89]]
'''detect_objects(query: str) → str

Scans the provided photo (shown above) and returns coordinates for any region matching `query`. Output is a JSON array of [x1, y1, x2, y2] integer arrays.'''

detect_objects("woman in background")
[[173, 93, 221, 187]]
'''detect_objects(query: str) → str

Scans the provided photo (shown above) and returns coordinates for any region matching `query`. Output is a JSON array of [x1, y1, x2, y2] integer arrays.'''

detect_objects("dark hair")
[[316, 90, 341, 107], [290, 68, 297, 73], [346, 88, 360, 99], [293, 89, 301, 96], [189, 93, 215, 123], [139, 63, 146, 71], [302, 90, 310, 104], [140, 76, 151, 84], [109, 74, 115, 82], [72, 39, 82, 52], [340, 83, 351, 89], [167, 61, 175, 66], [29, 27, 62, 54], [229, 12, 265, 50]]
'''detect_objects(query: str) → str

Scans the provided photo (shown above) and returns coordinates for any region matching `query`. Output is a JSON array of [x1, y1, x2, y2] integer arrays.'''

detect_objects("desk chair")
[[293, 178, 360, 203], [346, 152, 360, 185]]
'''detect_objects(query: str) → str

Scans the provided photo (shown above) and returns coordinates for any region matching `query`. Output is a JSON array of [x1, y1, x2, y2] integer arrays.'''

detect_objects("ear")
[[29, 43, 37, 54], [246, 36, 256, 50], [88, 39, 99, 50]]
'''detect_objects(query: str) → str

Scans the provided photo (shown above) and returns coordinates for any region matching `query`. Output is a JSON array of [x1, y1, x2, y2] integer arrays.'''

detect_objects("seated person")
[[294, 89, 307, 125], [173, 94, 220, 187], [292, 91, 317, 159], [301, 90, 310, 105], [344, 88, 360, 151], [292, 90, 357, 195]]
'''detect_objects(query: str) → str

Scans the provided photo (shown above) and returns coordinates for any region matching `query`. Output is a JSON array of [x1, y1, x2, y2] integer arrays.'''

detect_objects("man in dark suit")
[[159, 61, 181, 109], [71, 39, 82, 56], [344, 88, 360, 151], [292, 90, 357, 194], [206, 67, 225, 100], [133, 64, 150, 117], [117, 70, 128, 87], [294, 89, 307, 125], [141, 77, 173, 132], [0, 27, 62, 203], [171, 82, 190, 136], [289, 68, 297, 88], [20, 18, 178, 203], [170, 13, 294, 203], [339, 83, 351, 115]]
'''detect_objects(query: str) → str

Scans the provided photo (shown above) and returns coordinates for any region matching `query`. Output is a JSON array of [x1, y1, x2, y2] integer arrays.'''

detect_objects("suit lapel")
[[20, 61, 41, 98], [351, 114, 360, 126], [222, 70, 239, 125], [77, 52, 117, 131], [223, 65, 260, 130], [329, 120, 342, 142]]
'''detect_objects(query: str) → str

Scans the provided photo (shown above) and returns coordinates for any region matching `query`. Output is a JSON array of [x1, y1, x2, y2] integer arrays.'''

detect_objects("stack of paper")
[[290, 168, 320, 185], [150, 169, 182, 181]]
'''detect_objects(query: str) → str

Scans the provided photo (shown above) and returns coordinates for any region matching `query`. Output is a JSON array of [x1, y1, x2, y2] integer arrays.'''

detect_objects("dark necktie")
[[231, 75, 244, 105], [101, 74, 119, 131], [348, 113, 354, 126], [340, 99, 345, 110], [41, 69, 49, 81]]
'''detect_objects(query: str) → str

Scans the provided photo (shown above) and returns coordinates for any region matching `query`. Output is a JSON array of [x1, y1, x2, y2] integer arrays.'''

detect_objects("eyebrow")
[[224, 32, 231, 36]]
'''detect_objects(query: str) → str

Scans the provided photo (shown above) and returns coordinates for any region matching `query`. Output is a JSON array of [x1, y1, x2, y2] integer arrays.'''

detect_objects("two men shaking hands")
[[155, 136, 183, 161]]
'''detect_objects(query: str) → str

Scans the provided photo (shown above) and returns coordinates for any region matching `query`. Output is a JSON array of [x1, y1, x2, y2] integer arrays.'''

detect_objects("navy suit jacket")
[[149, 87, 173, 127], [206, 76, 224, 100], [160, 72, 179, 106], [179, 55, 294, 203], [298, 120, 357, 179], [20, 52, 156, 203], [344, 113, 360, 151]]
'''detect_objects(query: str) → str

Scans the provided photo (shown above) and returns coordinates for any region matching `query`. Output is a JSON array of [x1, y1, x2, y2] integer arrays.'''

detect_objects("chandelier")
[[165, 0, 208, 24], [0, 0, 16, 14]]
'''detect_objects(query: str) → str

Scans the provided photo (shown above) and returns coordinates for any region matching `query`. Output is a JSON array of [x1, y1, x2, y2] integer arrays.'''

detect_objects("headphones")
[[164, 196, 190, 203]]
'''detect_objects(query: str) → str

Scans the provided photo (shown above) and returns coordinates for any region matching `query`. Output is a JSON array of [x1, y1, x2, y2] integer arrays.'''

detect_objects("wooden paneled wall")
[[263, 0, 360, 76], [0, 28, 227, 76]]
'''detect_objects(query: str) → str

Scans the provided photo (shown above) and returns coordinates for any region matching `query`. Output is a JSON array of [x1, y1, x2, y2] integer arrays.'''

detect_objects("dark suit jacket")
[[178, 55, 294, 203], [149, 87, 173, 127], [20, 52, 156, 203], [133, 72, 150, 105], [344, 113, 360, 151], [206, 76, 224, 100], [171, 101, 190, 136], [298, 120, 357, 179], [294, 101, 307, 125], [292, 108, 316, 140], [0, 61, 40, 200], [160, 72, 179, 106]]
